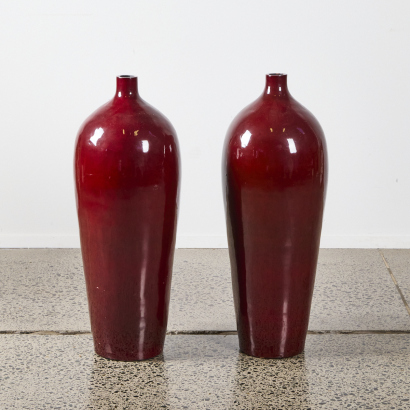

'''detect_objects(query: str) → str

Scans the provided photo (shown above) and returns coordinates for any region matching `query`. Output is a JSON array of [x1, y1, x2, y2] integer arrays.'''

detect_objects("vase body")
[[74, 76, 180, 361], [222, 74, 327, 358]]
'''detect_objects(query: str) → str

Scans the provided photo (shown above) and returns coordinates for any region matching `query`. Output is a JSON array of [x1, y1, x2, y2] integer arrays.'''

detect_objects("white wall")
[[0, 0, 409, 248]]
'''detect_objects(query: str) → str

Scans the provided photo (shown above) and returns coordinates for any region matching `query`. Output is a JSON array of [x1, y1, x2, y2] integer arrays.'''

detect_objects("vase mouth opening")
[[118, 75, 136, 79], [267, 73, 286, 76]]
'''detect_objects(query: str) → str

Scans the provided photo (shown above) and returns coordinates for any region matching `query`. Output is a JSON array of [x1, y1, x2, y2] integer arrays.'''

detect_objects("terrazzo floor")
[[1, 249, 410, 409]]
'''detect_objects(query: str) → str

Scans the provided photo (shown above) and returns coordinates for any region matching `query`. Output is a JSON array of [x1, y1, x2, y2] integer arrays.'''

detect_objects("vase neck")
[[263, 73, 289, 97], [115, 75, 138, 99]]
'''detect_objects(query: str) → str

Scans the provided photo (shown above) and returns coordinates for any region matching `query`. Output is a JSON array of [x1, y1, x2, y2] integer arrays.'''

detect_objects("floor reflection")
[[231, 351, 312, 408], [85, 336, 314, 409], [87, 353, 169, 408], [164, 335, 236, 408]]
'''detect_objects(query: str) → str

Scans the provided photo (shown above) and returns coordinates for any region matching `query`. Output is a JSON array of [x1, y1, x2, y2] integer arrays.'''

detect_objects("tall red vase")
[[222, 74, 327, 358], [74, 76, 180, 361]]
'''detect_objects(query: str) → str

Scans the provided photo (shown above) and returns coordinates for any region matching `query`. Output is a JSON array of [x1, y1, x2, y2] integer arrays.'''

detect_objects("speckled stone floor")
[[1, 249, 409, 409]]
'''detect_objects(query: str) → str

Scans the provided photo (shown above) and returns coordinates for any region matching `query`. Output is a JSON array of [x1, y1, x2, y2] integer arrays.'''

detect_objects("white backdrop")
[[0, 0, 409, 248]]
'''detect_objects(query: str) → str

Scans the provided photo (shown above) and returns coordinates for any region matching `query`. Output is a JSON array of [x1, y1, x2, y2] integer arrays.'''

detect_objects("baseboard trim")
[[320, 235, 410, 248], [0, 234, 409, 249], [177, 235, 410, 249], [0, 234, 81, 248]]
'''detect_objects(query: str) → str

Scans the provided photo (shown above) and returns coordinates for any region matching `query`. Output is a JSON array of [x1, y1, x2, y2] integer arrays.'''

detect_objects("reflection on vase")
[[87, 353, 169, 408], [231, 352, 312, 408]]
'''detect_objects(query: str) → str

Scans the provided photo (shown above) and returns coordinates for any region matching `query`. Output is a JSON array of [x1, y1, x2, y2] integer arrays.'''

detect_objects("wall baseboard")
[[0, 234, 409, 249], [319, 235, 410, 248], [176, 235, 410, 249], [176, 235, 228, 248], [0, 234, 81, 248]]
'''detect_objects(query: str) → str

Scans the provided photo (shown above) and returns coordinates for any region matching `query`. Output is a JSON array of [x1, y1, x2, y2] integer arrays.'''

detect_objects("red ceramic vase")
[[74, 76, 180, 361], [222, 74, 327, 358]]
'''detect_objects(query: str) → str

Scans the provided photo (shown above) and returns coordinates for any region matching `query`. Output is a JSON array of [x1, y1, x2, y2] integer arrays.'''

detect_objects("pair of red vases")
[[74, 74, 327, 361]]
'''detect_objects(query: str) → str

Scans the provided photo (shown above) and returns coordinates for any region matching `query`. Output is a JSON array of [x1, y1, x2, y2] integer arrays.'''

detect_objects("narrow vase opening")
[[264, 73, 288, 97], [116, 75, 138, 98]]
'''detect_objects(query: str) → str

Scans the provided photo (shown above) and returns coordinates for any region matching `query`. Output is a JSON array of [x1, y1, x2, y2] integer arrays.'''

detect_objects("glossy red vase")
[[74, 76, 180, 361], [222, 74, 327, 358]]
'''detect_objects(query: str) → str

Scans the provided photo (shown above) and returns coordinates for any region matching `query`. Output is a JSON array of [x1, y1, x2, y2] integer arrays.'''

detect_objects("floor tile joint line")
[[2, 330, 410, 335], [378, 248, 410, 317]]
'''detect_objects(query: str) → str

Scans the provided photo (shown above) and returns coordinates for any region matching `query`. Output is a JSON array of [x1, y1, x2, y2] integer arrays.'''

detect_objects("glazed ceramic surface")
[[222, 74, 327, 358], [74, 76, 180, 361]]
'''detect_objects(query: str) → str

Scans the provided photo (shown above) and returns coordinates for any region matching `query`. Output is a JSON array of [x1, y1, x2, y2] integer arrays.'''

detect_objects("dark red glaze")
[[222, 74, 327, 358], [74, 76, 180, 361]]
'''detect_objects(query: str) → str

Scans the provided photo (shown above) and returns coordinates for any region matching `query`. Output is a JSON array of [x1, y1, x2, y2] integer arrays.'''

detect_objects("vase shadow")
[[87, 353, 169, 409], [231, 350, 312, 409]]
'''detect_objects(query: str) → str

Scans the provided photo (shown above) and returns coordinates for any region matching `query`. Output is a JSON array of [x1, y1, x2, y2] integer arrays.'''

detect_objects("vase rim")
[[267, 73, 287, 76], [117, 75, 137, 79]]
